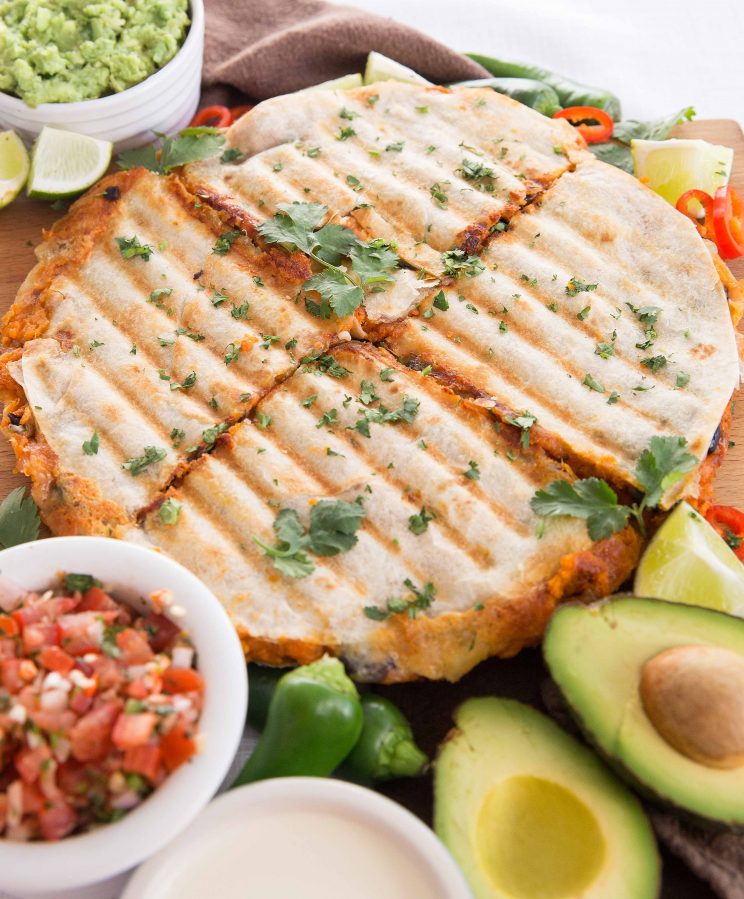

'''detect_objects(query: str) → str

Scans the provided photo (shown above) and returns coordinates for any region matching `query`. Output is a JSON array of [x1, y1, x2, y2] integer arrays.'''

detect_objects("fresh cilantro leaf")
[[675, 371, 690, 389], [583, 373, 605, 393], [303, 270, 364, 318], [122, 446, 166, 476], [531, 478, 630, 541], [565, 277, 597, 297], [255, 412, 272, 430], [117, 127, 226, 174], [313, 223, 360, 265], [464, 460, 481, 480], [641, 355, 668, 373], [258, 202, 327, 255], [224, 342, 241, 365], [116, 143, 161, 173], [63, 573, 103, 593], [441, 249, 485, 278], [627, 303, 661, 325], [116, 236, 153, 261], [595, 342, 615, 359], [430, 182, 449, 207], [316, 408, 338, 429], [432, 290, 449, 311], [364, 579, 436, 621], [300, 351, 350, 378], [386, 140, 405, 152], [212, 230, 244, 256], [408, 506, 435, 535], [253, 509, 315, 579], [158, 498, 182, 526], [358, 380, 378, 405], [337, 126, 356, 140], [82, 430, 100, 456], [634, 436, 697, 509], [202, 423, 229, 446], [505, 411, 537, 448], [348, 238, 399, 286], [379, 367, 395, 382], [306, 499, 366, 556], [221, 147, 245, 164], [0, 487, 40, 548]]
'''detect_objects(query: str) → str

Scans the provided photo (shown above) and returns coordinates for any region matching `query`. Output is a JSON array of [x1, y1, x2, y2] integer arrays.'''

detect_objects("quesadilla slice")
[[385, 158, 741, 505], [129, 342, 640, 682], [182, 82, 588, 273]]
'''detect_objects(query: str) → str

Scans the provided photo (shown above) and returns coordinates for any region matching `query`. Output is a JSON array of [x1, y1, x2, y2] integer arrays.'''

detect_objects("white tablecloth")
[[346, 0, 743, 125]]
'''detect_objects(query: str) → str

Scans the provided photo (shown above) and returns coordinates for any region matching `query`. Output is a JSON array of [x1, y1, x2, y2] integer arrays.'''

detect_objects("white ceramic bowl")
[[0, 536, 247, 898], [123, 778, 473, 899], [0, 0, 204, 151]]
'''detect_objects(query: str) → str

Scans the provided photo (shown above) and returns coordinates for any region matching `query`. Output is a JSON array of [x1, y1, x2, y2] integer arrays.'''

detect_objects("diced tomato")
[[123, 745, 162, 782], [0, 637, 18, 660], [112, 712, 157, 750], [1, 659, 24, 692], [14, 745, 52, 784], [13, 596, 78, 628], [58, 611, 117, 655], [138, 613, 181, 652], [127, 676, 159, 699], [90, 654, 124, 690], [22, 783, 44, 814], [38, 645, 75, 674], [78, 587, 119, 613], [162, 667, 204, 695], [29, 708, 76, 734], [70, 700, 122, 762], [69, 690, 93, 716], [38, 798, 77, 841], [56, 760, 94, 800], [0, 616, 18, 637], [22, 623, 60, 653], [116, 628, 154, 665], [160, 722, 197, 772]]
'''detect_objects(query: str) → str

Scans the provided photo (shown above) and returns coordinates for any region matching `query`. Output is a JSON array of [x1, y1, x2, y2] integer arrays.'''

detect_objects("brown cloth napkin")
[[201, 0, 489, 103]]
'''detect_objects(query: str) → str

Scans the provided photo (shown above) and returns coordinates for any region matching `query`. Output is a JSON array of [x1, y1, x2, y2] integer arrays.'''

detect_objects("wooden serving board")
[[0, 120, 742, 506]]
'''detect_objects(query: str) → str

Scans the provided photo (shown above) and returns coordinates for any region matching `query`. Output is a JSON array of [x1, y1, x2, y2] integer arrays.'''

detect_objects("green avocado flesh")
[[545, 596, 744, 826], [434, 698, 659, 899]]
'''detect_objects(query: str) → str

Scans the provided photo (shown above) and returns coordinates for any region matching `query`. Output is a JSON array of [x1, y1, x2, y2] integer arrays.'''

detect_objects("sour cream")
[[123, 778, 471, 899]]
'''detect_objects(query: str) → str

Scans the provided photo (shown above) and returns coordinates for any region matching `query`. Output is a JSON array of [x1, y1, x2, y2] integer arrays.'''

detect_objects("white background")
[[345, 0, 744, 124]]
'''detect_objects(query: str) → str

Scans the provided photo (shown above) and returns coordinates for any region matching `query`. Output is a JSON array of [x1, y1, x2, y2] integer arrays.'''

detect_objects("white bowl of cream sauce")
[[122, 777, 473, 899]]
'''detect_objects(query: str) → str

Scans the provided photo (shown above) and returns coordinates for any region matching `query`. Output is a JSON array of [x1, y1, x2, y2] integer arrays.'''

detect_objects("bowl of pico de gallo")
[[0, 536, 247, 898]]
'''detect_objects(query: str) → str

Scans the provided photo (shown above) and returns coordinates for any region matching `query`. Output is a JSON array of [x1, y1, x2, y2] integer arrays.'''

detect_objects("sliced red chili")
[[189, 105, 233, 129], [553, 106, 613, 144], [705, 505, 744, 561], [712, 185, 744, 260], [229, 105, 253, 121], [676, 189, 714, 239]]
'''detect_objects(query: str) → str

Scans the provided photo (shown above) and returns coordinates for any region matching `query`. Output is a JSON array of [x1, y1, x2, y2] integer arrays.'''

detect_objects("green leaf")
[[634, 436, 698, 508], [589, 107, 695, 173], [0, 487, 40, 549], [586, 506, 633, 541], [121, 446, 167, 476], [158, 498, 182, 526], [303, 270, 364, 318], [441, 249, 485, 278], [271, 552, 316, 578], [82, 430, 99, 456], [408, 506, 435, 535], [348, 239, 399, 285], [588, 141, 634, 174], [531, 477, 619, 519], [63, 573, 102, 593], [160, 130, 226, 171], [212, 230, 244, 256], [115, 236, 153, 261], [274, 509, 308, 554], [307, 499, 366, 556], [314, 223, 360, 265], [258, 202, 327, 255], [358, 380, 378, 406], [117, 143, 161, 173]]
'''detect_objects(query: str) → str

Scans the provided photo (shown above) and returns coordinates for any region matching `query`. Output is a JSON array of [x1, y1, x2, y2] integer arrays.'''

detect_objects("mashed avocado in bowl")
[[0, 0, 190, 107]]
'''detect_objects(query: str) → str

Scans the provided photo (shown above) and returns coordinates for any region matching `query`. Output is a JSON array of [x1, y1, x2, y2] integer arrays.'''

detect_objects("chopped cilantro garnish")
[[408, 506, 435, 535], [565, 277, 597, 297], [158, 497, 182, 526], [116, 236, 153, 261], [121, 446, 166, 476], [82, 430, 99, 456], [212, 230, 244, 256], [363, 579, 436, 621]]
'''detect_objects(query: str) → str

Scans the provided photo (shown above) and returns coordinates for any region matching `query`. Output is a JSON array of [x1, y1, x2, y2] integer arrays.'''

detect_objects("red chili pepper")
[[705, 505, 744, 561], [712, 185, 744, 260], [552, 106, 613, 143], [189, 105, 233, 129], [229, 105, 253, 121], [676, 189, 714, 239]]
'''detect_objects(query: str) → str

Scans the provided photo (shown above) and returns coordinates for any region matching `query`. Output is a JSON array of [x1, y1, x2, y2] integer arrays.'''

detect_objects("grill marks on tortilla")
[[386, 159, 740, 498], [134, 343, 598, 678], [182, 82, 588, 271]]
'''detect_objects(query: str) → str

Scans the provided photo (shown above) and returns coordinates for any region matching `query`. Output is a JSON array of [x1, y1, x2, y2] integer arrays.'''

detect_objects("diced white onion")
[[40, 689, 68, 711], [171, 646, 194, 669], [43, 672, 71, 693], [8, 704, 26, 725]]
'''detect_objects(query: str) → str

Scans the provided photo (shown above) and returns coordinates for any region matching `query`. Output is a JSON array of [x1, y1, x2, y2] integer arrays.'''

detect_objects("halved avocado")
[[545, 596, 744, 827], [434, 698, 659, 899]]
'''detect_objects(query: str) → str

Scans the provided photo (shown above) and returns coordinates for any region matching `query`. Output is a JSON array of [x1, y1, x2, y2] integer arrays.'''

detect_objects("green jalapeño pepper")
[[246, 663, 289, 731], [452, 77, 562, 117], [466, 53, 622, 121], [233, 656, 363, 786], [342, 694, 428, 783]]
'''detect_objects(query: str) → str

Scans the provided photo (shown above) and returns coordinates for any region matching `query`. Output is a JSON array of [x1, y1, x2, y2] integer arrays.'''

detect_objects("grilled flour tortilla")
[[0, 83, 739, 680]]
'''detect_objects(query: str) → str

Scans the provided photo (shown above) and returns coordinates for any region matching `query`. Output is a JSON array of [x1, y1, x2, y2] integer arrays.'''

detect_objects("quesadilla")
[[0, 82, 739, 681], [386, 158, 741, 505], [129, 342, 640, 682], [182, 82, 588, 272]]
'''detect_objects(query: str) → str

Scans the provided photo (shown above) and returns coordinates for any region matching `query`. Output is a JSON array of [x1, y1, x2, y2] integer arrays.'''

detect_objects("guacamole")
[[0, 0, 190, 107]]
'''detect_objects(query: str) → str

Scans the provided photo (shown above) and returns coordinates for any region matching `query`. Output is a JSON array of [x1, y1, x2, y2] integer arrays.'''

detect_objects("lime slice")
[[0, 130, 29, 209], [634, 501, 744, 616], [304, 73, 363, 92], [631, 138, 733, 206], [27, 127, 112, 200], [363, 51, 431, 86]]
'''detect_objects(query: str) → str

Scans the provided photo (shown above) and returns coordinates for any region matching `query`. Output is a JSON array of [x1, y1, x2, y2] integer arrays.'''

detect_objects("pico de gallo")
[[0, 573, 203, 841]]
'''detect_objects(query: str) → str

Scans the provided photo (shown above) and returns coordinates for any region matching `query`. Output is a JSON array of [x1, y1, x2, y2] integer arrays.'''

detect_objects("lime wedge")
[[631, 138, 733, 206], [0, 130, 29, 209], [634, 501, 744, 616], [304, 73, 363, 92], [27, 127, 112, 200], [363, 51, 431, 86]]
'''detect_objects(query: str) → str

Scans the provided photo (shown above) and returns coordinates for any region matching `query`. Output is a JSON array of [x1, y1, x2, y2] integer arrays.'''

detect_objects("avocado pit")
[[639, 644, 744, 769]]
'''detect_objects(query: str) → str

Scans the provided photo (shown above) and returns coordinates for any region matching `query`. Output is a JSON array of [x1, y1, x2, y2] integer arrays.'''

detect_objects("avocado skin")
[[544, 595, 744, 830], [434, 696, 660, 899]]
